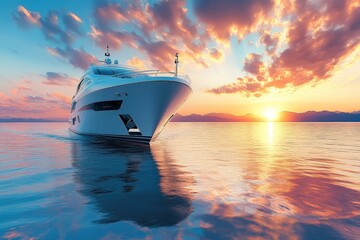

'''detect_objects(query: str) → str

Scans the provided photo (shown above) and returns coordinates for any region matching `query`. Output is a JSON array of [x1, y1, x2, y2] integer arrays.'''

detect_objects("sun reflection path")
[[267, 122, 274, 145]]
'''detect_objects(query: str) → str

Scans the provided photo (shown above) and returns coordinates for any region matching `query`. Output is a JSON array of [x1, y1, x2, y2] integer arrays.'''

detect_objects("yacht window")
[[71, 101, 76, 112], [80, 77, 90, 90], [94, 68, 101, 75], [93, 68, 133, 77], [78, 100, 123, 112], [94, 68, 115, 75], [76, 78, 84, 93]]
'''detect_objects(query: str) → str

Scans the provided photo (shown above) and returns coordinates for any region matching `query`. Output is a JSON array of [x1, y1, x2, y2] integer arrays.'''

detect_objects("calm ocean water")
[[0, 122, 359, 239]]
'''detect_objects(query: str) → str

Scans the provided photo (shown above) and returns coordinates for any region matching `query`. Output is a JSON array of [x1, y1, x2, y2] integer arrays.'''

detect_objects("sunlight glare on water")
[[0, 122, 359, 239]]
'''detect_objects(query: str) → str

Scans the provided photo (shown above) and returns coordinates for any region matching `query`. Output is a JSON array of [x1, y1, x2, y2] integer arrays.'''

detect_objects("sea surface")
[[0, 122, 359, 239]]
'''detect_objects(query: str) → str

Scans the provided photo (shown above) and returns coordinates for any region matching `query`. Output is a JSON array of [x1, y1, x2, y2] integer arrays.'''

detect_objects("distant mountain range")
[[1, 110, 360, 122], [172, 110, 360, 122]]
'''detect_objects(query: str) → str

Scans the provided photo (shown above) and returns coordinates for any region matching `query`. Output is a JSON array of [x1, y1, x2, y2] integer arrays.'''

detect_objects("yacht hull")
[[69, 79, 191, 143]]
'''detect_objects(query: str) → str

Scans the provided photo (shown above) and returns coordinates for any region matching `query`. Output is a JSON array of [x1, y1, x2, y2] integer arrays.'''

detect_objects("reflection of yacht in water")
[[71, 139, 193, 227], [69, 46, 192, 143]]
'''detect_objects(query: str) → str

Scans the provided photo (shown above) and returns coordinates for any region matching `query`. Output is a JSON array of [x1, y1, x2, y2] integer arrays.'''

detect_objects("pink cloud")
[[243, 53, 264, 76], [48, 92, 72, 105], [94, 1, 129, 26], [89, 26, 137, 50], [0, 91, 71, 118], [208, 0, 360, 97], [11, 83, 32, 95], [0, 79, 72, 118], [12, 5, 40, 28], [260, 31, 278, 54], [47, 47, 97, 70], [42, 72, 78, 86], [194, 0, 274, 42], [91, 0, 209, 70], [138, 40, 177, 71]]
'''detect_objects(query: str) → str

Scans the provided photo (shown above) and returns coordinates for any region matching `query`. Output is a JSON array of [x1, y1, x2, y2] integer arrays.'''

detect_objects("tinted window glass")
[[78, 100, 122, 112], [93, 68, 133, 76], [71, 101, 76, 112]]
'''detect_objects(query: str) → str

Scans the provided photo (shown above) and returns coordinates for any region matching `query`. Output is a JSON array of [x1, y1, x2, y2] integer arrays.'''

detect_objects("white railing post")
[[175, 53, 179, 77]]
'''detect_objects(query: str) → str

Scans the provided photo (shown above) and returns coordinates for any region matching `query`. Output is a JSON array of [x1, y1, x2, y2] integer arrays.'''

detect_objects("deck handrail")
[[111, 69, 191, 84]]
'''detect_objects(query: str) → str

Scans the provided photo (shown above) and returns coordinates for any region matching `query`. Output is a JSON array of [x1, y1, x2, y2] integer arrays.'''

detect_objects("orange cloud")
[[68, 12, 82, 23], [208, 77, 263, 97], [91, 0, 209, 70], [260, 31, 279, 54], [194, 0, 274, 42], [208, 0, 360, 97], [126, 57, 146, 69], [243, 53, 264, 76], [209, 48, 224, 61]]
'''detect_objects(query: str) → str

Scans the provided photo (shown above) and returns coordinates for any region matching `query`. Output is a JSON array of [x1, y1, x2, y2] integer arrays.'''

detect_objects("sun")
[[264, 109, 278, 121]]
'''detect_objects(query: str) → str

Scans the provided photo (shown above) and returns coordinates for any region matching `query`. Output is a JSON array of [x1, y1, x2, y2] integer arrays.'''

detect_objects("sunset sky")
[[1, 0, 360, 119]]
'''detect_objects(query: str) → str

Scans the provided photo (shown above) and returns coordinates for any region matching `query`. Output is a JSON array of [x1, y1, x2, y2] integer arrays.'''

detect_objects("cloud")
[[208, 77, 263, 97], [68, 12, 82, 23], [0, 89, 71, 118], [40, 11, 74, 45], [16, 86, 31, 92], [260, 31, 278, 54], [47, 47, 97, 70], [0, 74, 71, 118], [91, 0, 210, 70], [13, 6, 84, 47], [137, 40, 177, 71], [89, 26, 138, 50], [24, 95, 54, 103], [63, 12, 83, 35], [47, 92, 72, 105], [194, 0, 274, 42], [243, 53, 264, 76], [126, 57, 146, 69], [11, 82, 32, 95], [208, 0, 360, 97], [93, 0, 131, 29], [209, 48, 224, 61], [12, 5, 40, 28], [43, 72, 78, 86], [13, 6, 95, 71]]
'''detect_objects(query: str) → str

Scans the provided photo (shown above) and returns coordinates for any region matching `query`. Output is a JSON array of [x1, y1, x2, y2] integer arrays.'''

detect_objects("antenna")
[[105, 45, 110, 57], [175, 53, 179, 77]]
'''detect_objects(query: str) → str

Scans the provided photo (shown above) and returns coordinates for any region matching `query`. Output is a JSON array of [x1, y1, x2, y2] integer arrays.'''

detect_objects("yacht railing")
[[112, 69, 191, 84]]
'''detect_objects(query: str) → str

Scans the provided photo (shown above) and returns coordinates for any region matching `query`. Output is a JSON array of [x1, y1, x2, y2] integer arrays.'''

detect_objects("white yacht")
[[69, 47, 192, 143]]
